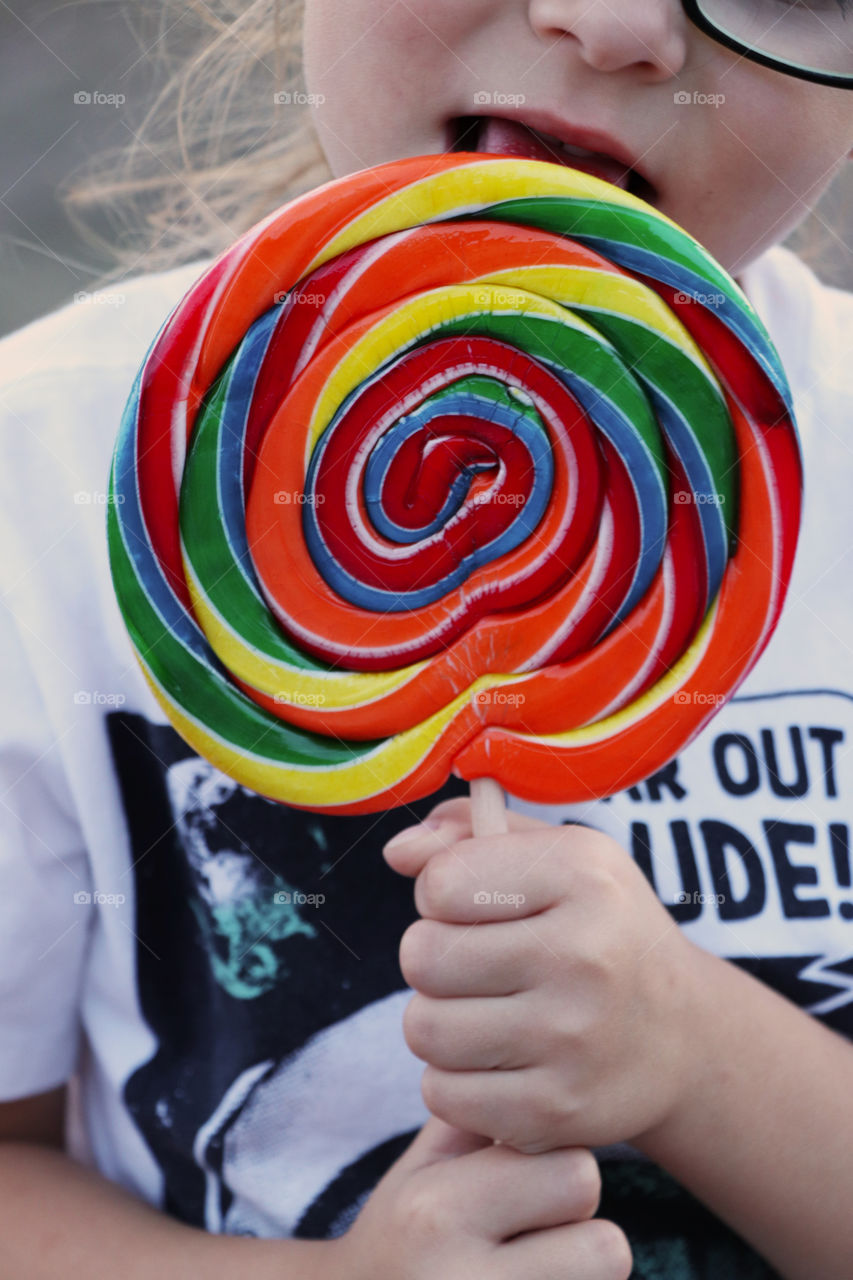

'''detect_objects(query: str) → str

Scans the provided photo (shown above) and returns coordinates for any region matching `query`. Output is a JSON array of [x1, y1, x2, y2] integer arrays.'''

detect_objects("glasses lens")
[[696, 0, 853, 78]]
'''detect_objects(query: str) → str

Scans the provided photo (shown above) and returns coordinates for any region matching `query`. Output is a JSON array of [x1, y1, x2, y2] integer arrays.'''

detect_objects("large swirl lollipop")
[[107, 152, 802, 816]]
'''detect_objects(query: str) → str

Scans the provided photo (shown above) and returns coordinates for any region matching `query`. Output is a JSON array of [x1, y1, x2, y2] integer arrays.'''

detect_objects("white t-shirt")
[[0, 245, 850, 1248]]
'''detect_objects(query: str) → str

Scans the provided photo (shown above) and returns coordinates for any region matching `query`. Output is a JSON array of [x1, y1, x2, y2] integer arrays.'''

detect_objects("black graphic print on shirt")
[[106, 696, 849, 1263], [598, 1161, 782, 1280], [606, 690, 853, 1041], [106, 708, 467, 1236]]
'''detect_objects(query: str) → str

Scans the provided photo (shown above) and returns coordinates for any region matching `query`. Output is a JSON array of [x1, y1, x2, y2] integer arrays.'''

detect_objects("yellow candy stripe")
[[303, 158, 690, 280], [137, 654, 530, 808]]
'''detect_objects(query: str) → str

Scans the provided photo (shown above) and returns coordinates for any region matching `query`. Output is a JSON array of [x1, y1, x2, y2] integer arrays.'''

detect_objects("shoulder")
[[0, 262, 211, 389], [0, 261, 212, 593], [0, 261, 212, 462], [0, 260, 211, 517]]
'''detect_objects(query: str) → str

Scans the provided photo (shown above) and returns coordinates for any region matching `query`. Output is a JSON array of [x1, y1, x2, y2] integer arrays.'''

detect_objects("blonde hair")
[[63, 0, 332, 284], [64, 0, 850, 290]]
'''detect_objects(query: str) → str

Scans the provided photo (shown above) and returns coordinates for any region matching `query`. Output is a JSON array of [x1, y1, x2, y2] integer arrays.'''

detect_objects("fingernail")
[[384, 818, 441, 853]]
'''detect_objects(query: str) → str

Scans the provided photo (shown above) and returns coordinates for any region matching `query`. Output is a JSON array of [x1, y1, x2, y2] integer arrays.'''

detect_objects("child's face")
[[302, 0, 852, 273]]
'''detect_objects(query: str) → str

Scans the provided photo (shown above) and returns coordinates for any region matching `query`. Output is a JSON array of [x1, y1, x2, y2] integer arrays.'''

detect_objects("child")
[[0, 1, 851, 1277]]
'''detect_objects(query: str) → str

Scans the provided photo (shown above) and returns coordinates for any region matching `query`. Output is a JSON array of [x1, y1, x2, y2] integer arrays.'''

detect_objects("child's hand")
[[383, 797, 703, 1155], [328, 1114, 632, 1280]]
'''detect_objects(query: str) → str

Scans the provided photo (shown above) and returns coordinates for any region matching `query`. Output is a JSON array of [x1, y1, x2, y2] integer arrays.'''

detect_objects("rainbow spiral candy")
[[108, 153, 802, 815]]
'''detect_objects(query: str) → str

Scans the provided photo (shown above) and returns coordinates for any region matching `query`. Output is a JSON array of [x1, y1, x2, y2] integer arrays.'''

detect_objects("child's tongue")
[[476, 116, 630, 190]]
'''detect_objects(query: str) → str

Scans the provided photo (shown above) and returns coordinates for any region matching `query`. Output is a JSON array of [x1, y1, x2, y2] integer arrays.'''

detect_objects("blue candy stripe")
[[363, 389, 553, 543], [539, 363, 668, 624], [570, 239, 793, 415], [303, 391, 555, 613]]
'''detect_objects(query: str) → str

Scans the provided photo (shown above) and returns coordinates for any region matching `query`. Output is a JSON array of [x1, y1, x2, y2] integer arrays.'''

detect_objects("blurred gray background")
[[0, 0, 164, 336], [2, 0, 851, 340]]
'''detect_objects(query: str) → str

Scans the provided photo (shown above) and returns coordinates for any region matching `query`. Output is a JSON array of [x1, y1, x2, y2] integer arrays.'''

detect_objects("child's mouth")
[[446, 115, 658, 206]]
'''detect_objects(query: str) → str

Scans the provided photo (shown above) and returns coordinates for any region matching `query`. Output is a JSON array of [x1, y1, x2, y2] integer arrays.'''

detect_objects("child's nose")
[[527, 0, 689, 81]]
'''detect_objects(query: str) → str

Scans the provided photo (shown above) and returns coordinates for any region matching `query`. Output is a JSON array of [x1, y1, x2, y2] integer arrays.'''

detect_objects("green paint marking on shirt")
[[190, 880, 317, 1000], [308, 822, 329, 853]]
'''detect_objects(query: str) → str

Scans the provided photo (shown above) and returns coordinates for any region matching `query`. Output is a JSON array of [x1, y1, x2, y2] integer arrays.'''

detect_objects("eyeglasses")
[[682, 0, 853, 87]]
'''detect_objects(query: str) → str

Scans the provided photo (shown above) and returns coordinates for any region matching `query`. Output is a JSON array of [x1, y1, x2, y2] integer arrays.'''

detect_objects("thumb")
[[395, 1115, 493, 1175]]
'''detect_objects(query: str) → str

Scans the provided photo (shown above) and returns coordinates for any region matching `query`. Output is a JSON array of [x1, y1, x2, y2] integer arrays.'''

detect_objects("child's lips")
[[445, 115, 658, 205], [478, 116, 633, 188]]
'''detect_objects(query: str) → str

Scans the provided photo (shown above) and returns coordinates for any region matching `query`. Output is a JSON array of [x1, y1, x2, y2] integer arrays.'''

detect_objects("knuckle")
[[532, 838, 575, 896], [589, 1219, 633, 1279], [545, 999, 600, 1059], [578, 859, 621, 902], [563, 942, 618, 1010], [402, 993, 434, 1056], [580, 826, 624, 864], [398, 1179, 457, 1244], [550, 823, 595, 867], [542, 1068, 584, 1134], [545, 1003, 580, 1054], [398, 919, 434, 986], [419, 854, 457, 917], [530, 1088, 557, 1135], [420, 1065, 450, 1119], [566, 1149, 602, 1219]]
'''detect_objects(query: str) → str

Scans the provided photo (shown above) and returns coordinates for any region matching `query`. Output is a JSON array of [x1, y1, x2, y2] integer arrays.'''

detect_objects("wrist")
[[636, 938, 725, 1159], [320, 1230, 377, 1280], [316, 1234, 352, 1280], [196, 1233, 343, 1280]]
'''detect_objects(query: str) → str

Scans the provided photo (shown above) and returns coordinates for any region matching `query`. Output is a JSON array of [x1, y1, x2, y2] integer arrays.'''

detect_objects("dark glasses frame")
[[681, 0, 853, 88]]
